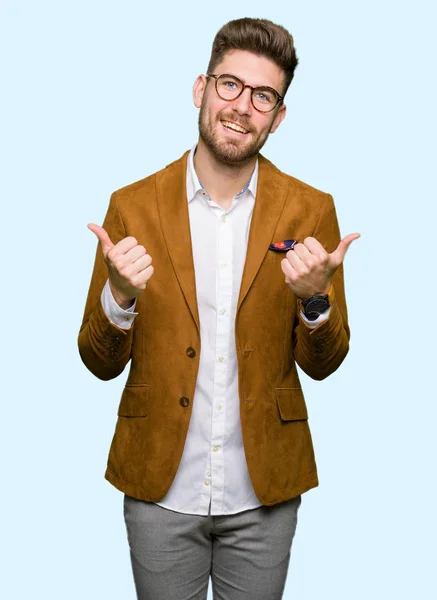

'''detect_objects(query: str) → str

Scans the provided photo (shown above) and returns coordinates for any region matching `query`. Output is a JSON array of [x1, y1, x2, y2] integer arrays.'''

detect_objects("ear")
[[270, 103, 287, 134], [193, 75, 208, 109]]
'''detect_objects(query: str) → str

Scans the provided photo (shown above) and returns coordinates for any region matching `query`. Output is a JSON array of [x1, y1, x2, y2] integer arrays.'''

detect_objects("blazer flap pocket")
[[118, 384, 149, 417], [276, 388, 308, 421]]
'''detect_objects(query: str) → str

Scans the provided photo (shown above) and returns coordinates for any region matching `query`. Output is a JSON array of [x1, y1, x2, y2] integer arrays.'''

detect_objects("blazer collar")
[[156, 150, 289, 333]]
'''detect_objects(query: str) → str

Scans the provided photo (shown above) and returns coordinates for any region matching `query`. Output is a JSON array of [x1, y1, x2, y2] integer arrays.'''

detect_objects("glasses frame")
[[207, 73, 284, 113]]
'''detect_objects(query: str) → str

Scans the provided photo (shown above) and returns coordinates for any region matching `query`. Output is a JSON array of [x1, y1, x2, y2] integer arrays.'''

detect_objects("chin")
[[204, 134, 261, 164]]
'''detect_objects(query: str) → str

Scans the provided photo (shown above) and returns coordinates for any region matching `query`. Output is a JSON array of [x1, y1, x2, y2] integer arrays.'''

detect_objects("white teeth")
[[222, 121, 248, 134]]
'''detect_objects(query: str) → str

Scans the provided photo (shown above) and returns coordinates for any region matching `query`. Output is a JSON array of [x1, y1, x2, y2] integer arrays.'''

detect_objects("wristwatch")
[[299, 284, 335, 321]]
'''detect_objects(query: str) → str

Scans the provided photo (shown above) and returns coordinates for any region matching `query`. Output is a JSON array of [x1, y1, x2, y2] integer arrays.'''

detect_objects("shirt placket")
[[209, 208, 233, 514]]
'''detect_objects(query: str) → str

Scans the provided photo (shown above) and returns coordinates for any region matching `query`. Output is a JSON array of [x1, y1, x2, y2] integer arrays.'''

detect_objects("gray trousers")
[[123, 493, 302, 600]]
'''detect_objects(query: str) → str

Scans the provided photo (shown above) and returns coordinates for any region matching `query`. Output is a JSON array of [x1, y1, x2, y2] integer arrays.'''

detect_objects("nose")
[[231, 85, 253, 115]]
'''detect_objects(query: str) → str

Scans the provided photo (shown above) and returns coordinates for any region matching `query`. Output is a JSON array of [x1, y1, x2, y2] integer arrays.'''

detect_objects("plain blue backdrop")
[[1, 0, 436, 598]]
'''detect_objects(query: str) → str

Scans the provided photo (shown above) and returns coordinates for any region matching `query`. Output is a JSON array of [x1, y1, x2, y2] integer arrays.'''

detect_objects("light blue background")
[[1, 0, 436, 598]]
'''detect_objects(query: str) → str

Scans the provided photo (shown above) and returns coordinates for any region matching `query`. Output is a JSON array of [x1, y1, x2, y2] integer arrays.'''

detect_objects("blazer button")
[[180, 396, 190, 407], [186, 347, 196, 358]]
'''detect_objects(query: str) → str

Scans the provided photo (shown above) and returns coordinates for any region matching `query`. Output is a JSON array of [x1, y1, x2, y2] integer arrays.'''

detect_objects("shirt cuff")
[[101, 279, 138, 329], [299, 306, 332, 329]]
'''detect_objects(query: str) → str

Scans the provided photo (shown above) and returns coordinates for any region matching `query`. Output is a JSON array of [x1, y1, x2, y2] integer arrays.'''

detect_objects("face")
[[193, 50, 287, 164]]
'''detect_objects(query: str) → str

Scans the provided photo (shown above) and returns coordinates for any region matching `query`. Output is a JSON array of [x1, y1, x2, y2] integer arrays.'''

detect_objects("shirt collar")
[[186, 144, 258, 203]]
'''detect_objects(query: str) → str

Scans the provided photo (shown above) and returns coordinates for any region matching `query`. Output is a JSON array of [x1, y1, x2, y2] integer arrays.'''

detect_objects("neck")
[[193, 138, 256, 207]]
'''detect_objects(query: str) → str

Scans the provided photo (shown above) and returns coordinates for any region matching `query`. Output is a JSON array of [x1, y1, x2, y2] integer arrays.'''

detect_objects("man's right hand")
[[88, 223, 154, 309]]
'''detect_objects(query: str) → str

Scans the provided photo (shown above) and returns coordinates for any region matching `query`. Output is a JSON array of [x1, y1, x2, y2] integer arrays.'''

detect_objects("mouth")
[[221, 120, 250, 136]]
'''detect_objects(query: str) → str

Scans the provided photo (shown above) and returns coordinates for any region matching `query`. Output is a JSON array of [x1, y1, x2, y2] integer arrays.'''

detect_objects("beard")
[[198, 99, 273, 164]]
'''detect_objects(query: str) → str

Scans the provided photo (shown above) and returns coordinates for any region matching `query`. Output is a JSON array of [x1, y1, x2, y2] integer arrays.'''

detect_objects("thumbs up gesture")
[[88, 223, 154, 309], [281, 233, 360, 301]]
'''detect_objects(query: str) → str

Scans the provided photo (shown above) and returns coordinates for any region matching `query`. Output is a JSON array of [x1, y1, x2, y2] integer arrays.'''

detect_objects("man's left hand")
[[281, 233, 360, 301]]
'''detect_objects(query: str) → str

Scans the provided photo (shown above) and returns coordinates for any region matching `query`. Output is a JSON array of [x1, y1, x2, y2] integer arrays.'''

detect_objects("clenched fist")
[[88, 223, 154, 309]]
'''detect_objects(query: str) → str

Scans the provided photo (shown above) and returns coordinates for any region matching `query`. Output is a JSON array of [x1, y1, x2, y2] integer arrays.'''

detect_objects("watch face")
[[303, 296, 330, 320], [306, 298, 329, 312]]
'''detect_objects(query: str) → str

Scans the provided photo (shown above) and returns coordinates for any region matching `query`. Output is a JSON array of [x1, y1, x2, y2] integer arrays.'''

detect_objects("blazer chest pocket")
[[117, 384, 149, 418], [276, 388, 308, 421], [262, 250, 287, 266]]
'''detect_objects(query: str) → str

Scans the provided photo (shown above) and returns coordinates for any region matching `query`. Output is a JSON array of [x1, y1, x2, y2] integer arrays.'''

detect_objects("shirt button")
[[217, 356, 225, 363], [207, 471, 211, 477], [219, 309, 226, 315], [217, 404, 223, 410], [212, 445, 220, 452], [204, 480, 210, 486], [221, 215, 227, 223]]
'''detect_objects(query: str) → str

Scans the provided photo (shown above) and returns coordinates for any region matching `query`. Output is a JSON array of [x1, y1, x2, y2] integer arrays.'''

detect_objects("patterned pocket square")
[[268, 239, 298, 252]]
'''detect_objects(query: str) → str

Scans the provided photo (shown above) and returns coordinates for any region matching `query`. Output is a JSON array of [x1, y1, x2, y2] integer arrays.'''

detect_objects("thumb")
[[87, 223, 114, 257], [329, 232, 361, 268]]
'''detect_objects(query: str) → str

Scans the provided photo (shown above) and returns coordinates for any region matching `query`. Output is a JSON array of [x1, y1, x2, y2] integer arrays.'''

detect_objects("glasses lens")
[[216, 75, 243, 100], [252, 88, 278, 112]]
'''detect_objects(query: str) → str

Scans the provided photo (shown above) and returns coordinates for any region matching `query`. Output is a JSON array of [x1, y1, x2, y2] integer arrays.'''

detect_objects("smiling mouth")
[[221, 120, 250, 135]]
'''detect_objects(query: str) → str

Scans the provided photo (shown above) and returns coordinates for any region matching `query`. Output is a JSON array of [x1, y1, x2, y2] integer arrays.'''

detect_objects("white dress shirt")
[[101, 144, 330, 515]]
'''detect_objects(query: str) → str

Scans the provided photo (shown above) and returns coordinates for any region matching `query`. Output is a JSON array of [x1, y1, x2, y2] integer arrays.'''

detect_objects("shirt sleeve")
[[100, 279, 138, 330]]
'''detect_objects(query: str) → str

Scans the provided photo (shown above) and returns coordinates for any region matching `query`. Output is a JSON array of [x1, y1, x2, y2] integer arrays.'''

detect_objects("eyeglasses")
[[207, 73, 284, 113]]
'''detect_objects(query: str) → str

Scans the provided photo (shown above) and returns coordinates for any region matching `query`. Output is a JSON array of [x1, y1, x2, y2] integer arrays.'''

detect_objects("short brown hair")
[[206, 18, 299, 98]]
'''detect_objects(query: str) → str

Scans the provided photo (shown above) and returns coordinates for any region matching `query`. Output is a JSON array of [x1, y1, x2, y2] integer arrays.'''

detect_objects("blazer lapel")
[[237, 154, 289, 313], [156, 150, 201, 333]]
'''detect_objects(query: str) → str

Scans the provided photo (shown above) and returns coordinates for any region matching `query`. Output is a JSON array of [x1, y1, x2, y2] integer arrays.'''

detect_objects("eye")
[[255, 90, 274, 103]]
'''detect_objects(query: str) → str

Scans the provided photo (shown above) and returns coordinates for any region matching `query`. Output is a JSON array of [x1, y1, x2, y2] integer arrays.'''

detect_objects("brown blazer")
[[78, 150, 350, 505]]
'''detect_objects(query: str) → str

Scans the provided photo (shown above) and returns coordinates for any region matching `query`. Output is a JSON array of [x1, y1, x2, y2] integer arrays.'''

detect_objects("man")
[[78, 17, 359, 600]]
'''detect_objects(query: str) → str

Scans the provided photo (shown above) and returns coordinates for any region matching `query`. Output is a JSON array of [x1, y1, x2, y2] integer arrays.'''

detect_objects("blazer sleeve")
[[292, 193, 351, 381], [77, 192, 135, 381]]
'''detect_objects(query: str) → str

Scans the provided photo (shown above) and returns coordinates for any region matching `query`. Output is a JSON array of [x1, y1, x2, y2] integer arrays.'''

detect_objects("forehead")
[[213, 50, 284, 91]]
